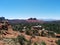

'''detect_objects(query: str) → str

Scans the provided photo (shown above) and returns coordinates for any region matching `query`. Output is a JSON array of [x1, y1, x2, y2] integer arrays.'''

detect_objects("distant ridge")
[[0, 17, 60, 24]]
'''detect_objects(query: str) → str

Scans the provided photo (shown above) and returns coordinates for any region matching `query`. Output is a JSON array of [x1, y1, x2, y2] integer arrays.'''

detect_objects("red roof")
[[55, 34, 60, 36]]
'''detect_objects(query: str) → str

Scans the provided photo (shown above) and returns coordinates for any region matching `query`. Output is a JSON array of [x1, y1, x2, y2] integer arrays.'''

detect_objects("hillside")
[[0, 17, 60, 45]]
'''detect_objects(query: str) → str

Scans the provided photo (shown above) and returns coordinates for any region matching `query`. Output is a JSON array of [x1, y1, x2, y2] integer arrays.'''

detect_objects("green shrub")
[[17, 35, 28, 45], [56, 40, 60, 45], [34, 42, 38, 45], [40, 41, 46, 45]]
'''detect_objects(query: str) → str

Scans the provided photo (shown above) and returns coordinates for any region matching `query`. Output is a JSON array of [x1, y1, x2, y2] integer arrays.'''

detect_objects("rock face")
[[0, 38, 20, 45], [0, 20, 20, 45]]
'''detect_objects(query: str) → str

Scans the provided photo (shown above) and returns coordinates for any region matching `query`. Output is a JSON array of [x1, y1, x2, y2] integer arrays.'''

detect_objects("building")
[[55, 34, 60, 38], [31, 25, 43, 30]]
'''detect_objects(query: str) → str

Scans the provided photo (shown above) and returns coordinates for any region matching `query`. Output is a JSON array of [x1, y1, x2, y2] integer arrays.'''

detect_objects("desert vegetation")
[[0, 17, 60, 45], [11, 22, 60, 34]]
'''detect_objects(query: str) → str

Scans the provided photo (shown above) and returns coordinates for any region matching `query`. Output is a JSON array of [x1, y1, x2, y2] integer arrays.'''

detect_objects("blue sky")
[[0, 0, 60, 19]]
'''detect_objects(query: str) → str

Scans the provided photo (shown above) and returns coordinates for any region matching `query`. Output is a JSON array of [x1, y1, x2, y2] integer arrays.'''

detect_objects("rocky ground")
[[0, 30, 59, 45]]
